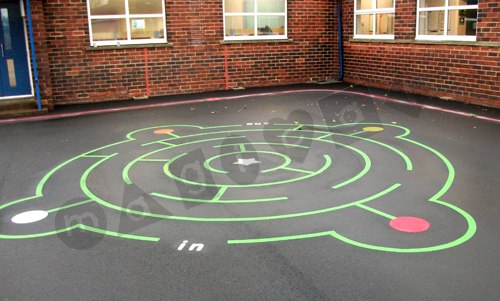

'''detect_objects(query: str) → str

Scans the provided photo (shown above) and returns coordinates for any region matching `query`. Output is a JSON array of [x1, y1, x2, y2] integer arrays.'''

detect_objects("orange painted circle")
[[154, 129, 175, 134]]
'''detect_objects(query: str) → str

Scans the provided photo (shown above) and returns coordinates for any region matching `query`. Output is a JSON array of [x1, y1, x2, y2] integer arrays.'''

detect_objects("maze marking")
[[0, 123, 477, 253]]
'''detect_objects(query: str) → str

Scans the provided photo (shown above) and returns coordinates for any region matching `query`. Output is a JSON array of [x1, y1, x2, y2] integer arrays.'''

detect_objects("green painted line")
[[228, 227, 475, 253], [168, 133, 181, 138], [292, 125, 303, 131], [0, 195, 40, 211], [212, 186, 228, 201], [214, 142, 310, 150], [164, 154, 332, 188], [126, 125, 203, 140], [281, 166, 315, 175], [151, 192, 288, 204], [242, 226, 475, 252], [138, 158, 170, 162], [203, 125, 244, 130], [78, 224, 160, 242], [203, 157, 228, 174], [0, 150, 126, 211], [401, 138, 454, 201], [85, 153, 400, 223], [333, 133, 413, 171], [46, 199, 94, 213], [155, 141, 176, 147], [0, 224, 81, 240], [122, 136, 247, 184], [262, 154, 292, 174], [355, 203, 395, 220], [141, 128, 293, 146], [203, 150, 292, 175], [0, 140, 131, 212], [126, 124, 243, 140], [82, 154, 112, 158], [239, 144, 246, 152], [35, 156, 87, 196], [273, 123, 297, 127], [348, 130, 366, 136], [278, 135, 371, 190], [317, 133, 335, 139], [279, 125, 412, 172], [0, 223, 159, 242], [82, 140, 132, 156], [329, 229, 472, 253], [228, 231, 336, 244], [2, 122, 476, 252]]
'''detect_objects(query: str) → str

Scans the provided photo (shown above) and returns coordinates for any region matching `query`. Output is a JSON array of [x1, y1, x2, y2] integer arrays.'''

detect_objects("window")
[[354, 0, 395, 39], [223, 0, 287, 40], [87, 0, 166, 46], [417, 0, 478, 41]]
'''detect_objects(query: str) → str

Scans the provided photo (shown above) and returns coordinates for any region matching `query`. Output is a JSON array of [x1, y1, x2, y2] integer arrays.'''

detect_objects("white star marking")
[[233, 158, 260, 166]]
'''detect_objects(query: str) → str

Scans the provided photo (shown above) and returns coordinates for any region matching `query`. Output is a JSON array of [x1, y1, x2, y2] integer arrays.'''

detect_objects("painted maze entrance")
[[0, 122, 475, 253]]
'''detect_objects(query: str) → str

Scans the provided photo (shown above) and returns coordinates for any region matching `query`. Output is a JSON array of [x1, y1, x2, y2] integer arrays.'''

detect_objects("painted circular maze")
[[0, 123, 476, 253]]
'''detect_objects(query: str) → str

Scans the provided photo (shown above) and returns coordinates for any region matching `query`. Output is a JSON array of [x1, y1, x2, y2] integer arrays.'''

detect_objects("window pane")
[[376, 0, 394, 9], [1, 8, 12, 50], [376, 13, 394, 34], [91, 19, 127, 41], [356, 0, 372, 10], [356, 14, 373, 34], [225, 16, 254, 36], [89, 0, 125, 16], [257, 0, 285, 13], [419, 0, 445, 8], [257, 16, 285, 35], [129, 0, 163, 14], [130, 18, 164, 39], [449, 0, 478, 6], [225, 0, 254, 13], [448, 9, 477, 36], [418, 10, 445, 35]]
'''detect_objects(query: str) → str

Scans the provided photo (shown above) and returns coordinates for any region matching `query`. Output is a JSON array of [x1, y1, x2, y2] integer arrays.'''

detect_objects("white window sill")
[[348, 39, 499, 47], [220, 38, 293, 44], [416, 36, 477, 42], [353, 35, 395, 40], [86, 42, 173, 50]]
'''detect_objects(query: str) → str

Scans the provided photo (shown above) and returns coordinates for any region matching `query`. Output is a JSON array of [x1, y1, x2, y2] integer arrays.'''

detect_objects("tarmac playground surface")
[[0, 84, 499, 300]]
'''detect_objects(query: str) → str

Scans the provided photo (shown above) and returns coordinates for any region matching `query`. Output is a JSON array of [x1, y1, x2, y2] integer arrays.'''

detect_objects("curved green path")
[[0, 123, 476, 253]]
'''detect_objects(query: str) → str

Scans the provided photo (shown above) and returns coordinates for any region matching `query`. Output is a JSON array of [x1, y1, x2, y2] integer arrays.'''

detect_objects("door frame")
[[0, 0, 34, 100]]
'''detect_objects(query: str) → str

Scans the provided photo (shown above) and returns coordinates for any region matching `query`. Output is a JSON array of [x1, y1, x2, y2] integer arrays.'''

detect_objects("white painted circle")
[[11, 210, 49, 224]]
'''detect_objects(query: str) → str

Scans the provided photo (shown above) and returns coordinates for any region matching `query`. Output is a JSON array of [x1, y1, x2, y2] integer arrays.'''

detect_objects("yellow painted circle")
[[363, 126, 384, 132], [154, 129, 175, 134]]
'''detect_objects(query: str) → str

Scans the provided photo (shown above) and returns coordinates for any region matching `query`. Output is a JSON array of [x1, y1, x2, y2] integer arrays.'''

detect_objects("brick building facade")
[[1, 1, 498, 108], [28, 0, 339, 106], [342, 0, 499, 107]]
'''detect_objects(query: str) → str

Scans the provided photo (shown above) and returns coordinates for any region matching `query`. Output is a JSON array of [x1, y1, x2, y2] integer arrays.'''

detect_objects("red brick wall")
[[342, 0, 500, 107], [31, 0, 338, 104], [24, 0, 53, 106]]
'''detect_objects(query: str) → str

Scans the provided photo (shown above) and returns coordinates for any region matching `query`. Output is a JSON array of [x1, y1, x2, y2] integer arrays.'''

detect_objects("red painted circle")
[[389, 216, 430, 233]]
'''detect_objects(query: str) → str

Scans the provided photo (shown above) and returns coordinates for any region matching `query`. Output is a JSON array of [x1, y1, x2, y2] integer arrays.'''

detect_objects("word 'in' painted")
[[178, 240, 204, 252]]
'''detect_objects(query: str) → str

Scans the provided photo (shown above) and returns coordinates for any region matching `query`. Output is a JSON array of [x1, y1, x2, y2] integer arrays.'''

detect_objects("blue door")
[[0, 1, 31, 98]]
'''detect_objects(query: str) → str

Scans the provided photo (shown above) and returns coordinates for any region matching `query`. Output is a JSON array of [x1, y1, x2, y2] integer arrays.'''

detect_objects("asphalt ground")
[[0, 84, 499, 300]]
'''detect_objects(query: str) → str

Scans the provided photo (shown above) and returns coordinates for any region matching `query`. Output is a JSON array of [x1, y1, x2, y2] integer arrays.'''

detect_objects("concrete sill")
[[349, 39, 500, 47], [85, 43, 173, 51], [220, 39, 293, 44]]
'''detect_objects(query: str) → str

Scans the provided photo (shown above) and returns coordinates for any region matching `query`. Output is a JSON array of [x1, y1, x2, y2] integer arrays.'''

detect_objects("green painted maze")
[[0, 123, 477, 253]]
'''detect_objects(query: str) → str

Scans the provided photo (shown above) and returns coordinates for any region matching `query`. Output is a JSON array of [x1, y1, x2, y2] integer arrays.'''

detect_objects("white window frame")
[[86, 0, 167, 47], [416, 0, 478, 41], [354, 0, 395, 39], [223, 0, 288, 41]]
